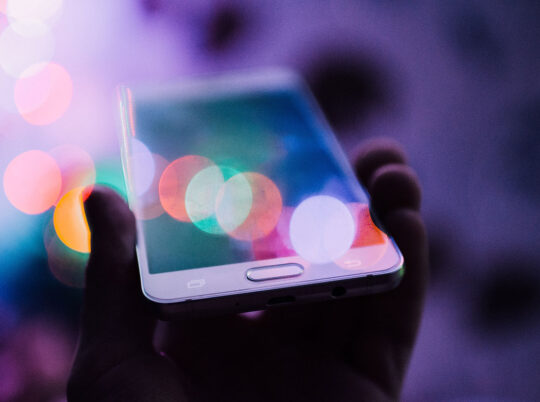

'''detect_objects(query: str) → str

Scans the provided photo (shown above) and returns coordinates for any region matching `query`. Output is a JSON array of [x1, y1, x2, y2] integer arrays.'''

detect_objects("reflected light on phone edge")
[[289, 195, 355, 264], [130, 138, 155, 196], [135, 153, 168, 220], [14, 62, 73, 126], [3, 150, 62, 215]]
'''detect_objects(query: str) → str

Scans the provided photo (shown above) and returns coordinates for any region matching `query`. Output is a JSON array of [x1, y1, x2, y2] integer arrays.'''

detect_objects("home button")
[[246, 263, 304, 282]]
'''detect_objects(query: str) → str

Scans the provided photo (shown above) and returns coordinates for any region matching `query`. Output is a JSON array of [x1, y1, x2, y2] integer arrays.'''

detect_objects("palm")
[[68, 140, 428, 402], [161, 302, 390, 401]]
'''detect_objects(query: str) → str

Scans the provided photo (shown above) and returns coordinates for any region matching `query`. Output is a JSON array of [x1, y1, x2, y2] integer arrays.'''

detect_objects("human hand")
[[67, 139, 428, 402]]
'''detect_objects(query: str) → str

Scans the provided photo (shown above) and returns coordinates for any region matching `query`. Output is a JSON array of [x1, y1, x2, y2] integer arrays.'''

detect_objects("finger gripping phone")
[[118, 69, 403, 318]]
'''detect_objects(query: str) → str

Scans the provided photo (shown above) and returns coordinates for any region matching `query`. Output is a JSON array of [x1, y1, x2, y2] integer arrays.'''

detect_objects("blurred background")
[[1, 0, 539, 400]]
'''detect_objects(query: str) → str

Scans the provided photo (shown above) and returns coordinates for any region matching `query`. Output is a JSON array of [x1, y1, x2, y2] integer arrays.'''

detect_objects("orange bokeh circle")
[[53, 186, 91, 253]]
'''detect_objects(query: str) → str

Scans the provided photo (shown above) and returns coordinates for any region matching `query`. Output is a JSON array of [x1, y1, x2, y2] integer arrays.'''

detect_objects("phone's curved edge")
[[153, 260, 405, 320], [139, 241, 404, 308], [129, 67, 303, 102]]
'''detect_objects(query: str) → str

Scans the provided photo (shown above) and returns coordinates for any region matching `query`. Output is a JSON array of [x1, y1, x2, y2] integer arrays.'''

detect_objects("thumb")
[[73, 186, 156, 378]]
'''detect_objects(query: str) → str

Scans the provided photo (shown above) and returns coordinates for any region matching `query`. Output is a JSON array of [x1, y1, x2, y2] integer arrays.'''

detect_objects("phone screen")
[[124, 82, 390, 275]]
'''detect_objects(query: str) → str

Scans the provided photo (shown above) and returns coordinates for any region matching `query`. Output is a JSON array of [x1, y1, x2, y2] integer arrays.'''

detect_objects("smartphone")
[[118, 69, 403, 318]]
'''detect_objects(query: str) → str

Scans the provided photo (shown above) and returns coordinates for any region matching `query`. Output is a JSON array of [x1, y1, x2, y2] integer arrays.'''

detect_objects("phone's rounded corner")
[[138, 274, 172, 305], [386, 251, 405, 290], [366, 242, 404, 292], [140, 286, 182, 320]]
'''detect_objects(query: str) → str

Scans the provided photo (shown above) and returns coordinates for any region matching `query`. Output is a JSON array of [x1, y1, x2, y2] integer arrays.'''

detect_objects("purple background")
[[1, 1, 539, 400]]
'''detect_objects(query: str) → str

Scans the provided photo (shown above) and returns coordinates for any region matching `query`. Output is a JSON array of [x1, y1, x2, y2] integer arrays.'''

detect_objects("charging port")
[[331, 286, 347, 298], [267, 295, 296, 305]]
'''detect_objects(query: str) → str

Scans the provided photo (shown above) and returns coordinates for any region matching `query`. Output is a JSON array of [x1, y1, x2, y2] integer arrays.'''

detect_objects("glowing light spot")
[[252, 206, 296, 259], [289, 195, 355, 264], [49, 145, 95, 203], [53, 187, 91, 253], [135, 153, 168, 220], [95, 158, 127, 199], [239, 310, 265, 320], [334, 243, 389, 271], [0, 24, 54, 77], [3, 150, 61, 214], [6, 0, 63, 35], [348, 203, 387, 248], [226, 173, 282, 241], [130, 138, 155, 196], [335, 203, 389, 270], [14, 62, 73, 126], [185, 165, 226, 234], [215, 173, 253, 234], [159, 155, 214, 222], [44, 219, 87, 288]]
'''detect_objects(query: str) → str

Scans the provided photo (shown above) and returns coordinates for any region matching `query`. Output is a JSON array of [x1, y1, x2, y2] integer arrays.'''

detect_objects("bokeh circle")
[[53, 186, 91, 253], [159, 155, 215, 222], [289, 195, 355, 264], [224, 172, 282, 241], [14, 62, 73, 126], [3, 150, 62, 214]]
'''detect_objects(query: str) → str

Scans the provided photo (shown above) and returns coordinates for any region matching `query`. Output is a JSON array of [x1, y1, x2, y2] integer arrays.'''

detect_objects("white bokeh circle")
[[290, 195, 355, 264]]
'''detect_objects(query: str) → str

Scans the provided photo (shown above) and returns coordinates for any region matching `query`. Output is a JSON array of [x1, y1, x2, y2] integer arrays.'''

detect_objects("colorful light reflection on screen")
[[151, 150, 381, 267], [335, 203, 389, 270], [252, 206, 297, 260], [185, 165, 243, 235], [289, 195, 356, 264], [215, 172, 253, 234], [128, 87, 383, 273], [158, 155, 215, 222], [226, 172, 282, 241], [158, 158, 284, 239]]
